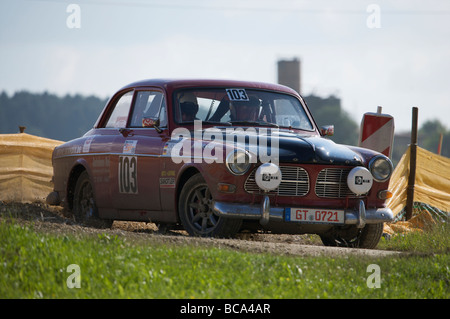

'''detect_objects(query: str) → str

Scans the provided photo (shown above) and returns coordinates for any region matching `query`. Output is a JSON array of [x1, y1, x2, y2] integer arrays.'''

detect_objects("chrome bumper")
[[212, 196, 393, 228]]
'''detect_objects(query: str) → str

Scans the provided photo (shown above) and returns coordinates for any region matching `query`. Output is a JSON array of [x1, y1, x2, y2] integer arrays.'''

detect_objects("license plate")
[[285, 208, 345, 224]]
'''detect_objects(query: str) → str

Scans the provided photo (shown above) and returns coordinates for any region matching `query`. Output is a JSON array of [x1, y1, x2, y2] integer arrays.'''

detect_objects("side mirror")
[[142, 117, 162, 133], [320, 125, 334, 137]]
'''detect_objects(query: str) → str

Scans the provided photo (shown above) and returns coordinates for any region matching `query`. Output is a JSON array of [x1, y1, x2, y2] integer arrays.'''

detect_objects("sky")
[[1, 0, 450, 132]]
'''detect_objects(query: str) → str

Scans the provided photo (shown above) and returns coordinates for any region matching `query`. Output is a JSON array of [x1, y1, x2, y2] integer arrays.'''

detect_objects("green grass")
[[0, 219, 449, 299], [379, 222, 450, 254]]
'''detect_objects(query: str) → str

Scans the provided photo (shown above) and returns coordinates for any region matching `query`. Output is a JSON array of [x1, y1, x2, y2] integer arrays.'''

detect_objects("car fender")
[[66, 157, 94, 209]]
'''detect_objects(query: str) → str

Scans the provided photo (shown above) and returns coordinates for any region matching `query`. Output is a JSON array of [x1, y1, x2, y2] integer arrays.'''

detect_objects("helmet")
[[179, 92, 199, 121], [179, 91, 198, 105], [230, 96, 260, 121]]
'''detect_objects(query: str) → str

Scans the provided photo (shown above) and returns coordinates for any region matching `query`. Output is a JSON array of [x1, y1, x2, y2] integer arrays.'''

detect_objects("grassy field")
[[0, 219, 448, 299]]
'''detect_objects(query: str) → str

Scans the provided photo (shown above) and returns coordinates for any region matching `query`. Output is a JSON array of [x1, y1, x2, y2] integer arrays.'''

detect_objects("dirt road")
[[0, 202, 402, 258]]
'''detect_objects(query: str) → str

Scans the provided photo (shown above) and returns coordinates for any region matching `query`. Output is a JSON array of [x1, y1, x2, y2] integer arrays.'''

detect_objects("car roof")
[[119, 78, 299, 96]]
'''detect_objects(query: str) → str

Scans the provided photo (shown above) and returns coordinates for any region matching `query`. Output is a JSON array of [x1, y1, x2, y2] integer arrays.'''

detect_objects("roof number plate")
[[226, 88, 249, 101]]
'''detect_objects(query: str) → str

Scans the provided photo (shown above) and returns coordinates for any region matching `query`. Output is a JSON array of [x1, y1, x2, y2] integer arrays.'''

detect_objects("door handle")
[[119, 128, 133, 137]]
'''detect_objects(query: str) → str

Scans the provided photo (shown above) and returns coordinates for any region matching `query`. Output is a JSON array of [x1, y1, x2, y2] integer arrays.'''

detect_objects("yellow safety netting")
[[385, 146, 450, 234], [0, 133, 63, 203], [383, 209, 436, 235], [387, 146, 450, 216]]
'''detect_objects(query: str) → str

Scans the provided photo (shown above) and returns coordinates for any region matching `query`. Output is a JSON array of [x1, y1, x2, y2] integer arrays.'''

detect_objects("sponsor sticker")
[[142, 117, 157, 127], [82, 136, 94, 153], [159, 177, 175, 188], [161, 170, 175, 177], [123, 140, 137, 154]]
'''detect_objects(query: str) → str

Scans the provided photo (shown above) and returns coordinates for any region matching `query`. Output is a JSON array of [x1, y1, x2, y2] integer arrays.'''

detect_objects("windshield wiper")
[[228, 121, 279, 128]]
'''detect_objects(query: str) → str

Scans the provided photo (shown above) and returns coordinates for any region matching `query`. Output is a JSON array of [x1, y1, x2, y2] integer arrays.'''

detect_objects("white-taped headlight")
[[369, 155, 393, 182], [255, 163, 282, 191], [226, 150, 251, 175], [347, 166, 373, 195]]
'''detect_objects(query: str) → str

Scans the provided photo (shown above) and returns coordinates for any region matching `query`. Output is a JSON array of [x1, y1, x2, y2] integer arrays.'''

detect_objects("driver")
[[229, 96, 261, 121], [179, 92, 199, 122]]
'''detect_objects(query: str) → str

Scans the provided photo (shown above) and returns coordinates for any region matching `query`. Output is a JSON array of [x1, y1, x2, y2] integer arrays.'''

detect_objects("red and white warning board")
[[359, 107, 395, 158]]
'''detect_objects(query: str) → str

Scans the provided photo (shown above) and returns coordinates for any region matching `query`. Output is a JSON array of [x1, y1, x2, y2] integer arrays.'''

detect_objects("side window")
[[130, 91, 167, 128], [158, 98, 168, 127], [105, 91, 134, 128]]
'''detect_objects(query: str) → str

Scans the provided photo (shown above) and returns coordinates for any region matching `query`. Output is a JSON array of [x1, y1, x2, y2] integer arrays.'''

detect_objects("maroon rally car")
[[47, 79, 394, 248]]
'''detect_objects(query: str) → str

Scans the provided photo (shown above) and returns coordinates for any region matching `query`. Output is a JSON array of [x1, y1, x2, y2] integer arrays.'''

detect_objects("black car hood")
[[216, 128, 363, 166], [278, 133, 362, 165]]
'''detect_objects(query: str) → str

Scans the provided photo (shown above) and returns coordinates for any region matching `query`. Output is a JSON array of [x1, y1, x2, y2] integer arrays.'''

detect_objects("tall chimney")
[[277, 58, 301, 94]]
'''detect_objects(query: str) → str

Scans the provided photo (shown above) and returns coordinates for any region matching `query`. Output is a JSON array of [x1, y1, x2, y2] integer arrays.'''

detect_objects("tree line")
[[0, 91, 107, 142]]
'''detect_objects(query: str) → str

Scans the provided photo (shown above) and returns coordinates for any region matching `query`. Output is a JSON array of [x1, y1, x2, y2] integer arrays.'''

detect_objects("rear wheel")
[[73, 171, 113, 228], [178, 174, 242, 237], [320, 223, 384, 249]]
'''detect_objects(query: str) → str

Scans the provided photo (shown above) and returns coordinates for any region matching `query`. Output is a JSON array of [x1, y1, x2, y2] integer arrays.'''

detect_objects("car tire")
[[178, 173, 242, 237], [73, 171, 113, 228], [320, 223, 384, 249]]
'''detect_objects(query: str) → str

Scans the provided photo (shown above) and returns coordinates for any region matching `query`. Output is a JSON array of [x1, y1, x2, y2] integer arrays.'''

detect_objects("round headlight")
[[226, 150, 251, 175], [369, 155, 393, 182]]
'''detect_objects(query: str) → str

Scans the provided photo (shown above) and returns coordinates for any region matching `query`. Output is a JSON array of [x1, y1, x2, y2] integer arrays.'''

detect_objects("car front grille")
[[244, 166, 309, 196], [244, 166, 357, 198], [315, 168, 355, 198]]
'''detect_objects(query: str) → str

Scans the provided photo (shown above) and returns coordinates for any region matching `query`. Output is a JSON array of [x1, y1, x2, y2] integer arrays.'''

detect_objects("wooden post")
[[437, 133, 443, 155], [406, 107, 418, 220]]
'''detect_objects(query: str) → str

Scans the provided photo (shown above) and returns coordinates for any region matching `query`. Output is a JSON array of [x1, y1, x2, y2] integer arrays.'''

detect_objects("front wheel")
[[320, 223, 384, 249], [73, 171, 113, 228], [178, 174, 242, 237]]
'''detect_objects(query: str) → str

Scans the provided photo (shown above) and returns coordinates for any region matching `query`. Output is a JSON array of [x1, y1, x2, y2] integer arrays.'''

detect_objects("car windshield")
[[174, 88, 314, 131]]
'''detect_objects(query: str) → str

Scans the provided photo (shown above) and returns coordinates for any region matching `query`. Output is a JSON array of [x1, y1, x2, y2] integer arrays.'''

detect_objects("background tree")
[[419, 119, 449, 157], [304, 94, 359, 145], [0, 91, 107, 141]]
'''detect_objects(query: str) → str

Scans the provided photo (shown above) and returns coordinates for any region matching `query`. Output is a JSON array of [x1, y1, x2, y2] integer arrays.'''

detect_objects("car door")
[[110, 89, 169, 213], [91, 89, 134, 216]]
